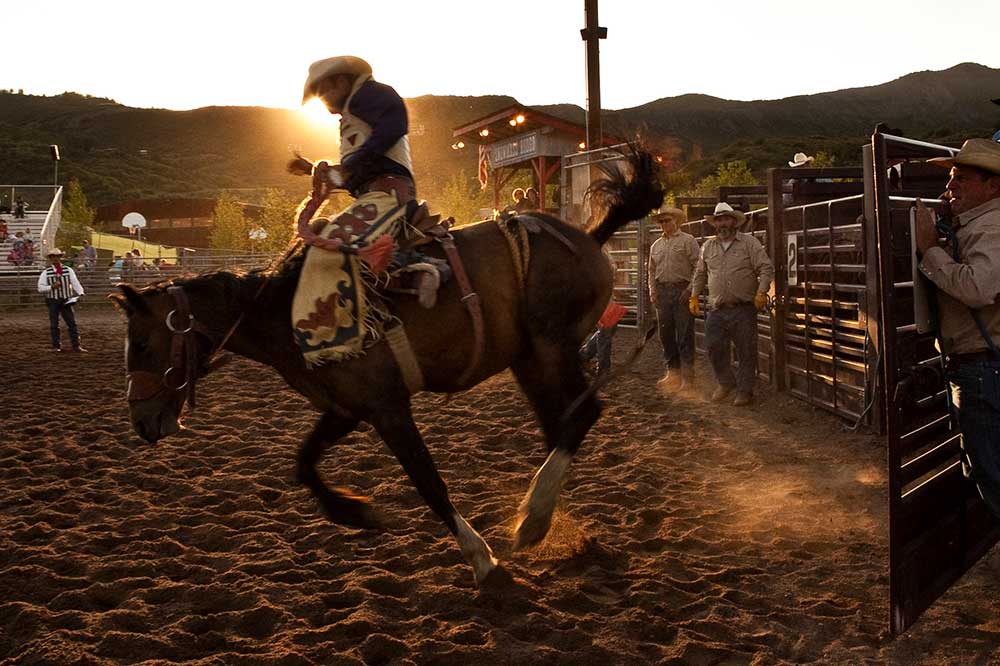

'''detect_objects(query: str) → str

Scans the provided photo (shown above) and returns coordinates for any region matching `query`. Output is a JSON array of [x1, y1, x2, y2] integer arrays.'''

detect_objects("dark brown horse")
[[113, 150, 663, 585]]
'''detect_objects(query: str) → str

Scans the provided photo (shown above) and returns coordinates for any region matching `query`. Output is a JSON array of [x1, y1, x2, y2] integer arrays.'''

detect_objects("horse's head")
[[111, 283, 219, 443]]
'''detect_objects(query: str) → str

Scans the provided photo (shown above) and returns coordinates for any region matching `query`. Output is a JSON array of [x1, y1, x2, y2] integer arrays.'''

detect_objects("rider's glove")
[[688, 296, 701, 317]]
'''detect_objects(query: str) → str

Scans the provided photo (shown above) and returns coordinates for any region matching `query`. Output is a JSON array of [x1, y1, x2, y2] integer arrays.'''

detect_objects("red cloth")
[[598, 302, 626, 329]]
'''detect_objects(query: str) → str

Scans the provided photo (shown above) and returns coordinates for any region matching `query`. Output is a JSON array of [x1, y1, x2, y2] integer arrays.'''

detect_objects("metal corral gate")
[[766, 168, 869, 421], [867, 132, 1000, 635], [561, 145, 651, 329]]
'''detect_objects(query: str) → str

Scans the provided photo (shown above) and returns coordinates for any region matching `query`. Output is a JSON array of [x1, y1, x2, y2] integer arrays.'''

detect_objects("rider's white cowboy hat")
[[302, 56, 372, 103], [46, 247, 64, 257], [788, 152, 814, 168], [652, 207, 686, 224], [705, 202, 746, 225], [927, 138, 1000, 177]]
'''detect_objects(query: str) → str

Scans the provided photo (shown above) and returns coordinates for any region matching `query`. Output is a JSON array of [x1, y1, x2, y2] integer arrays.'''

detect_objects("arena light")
[[579, 142, 586, 150], [515, 114, 526, 124], [509, 118, 517, 127], [479, 128, 489, 137]]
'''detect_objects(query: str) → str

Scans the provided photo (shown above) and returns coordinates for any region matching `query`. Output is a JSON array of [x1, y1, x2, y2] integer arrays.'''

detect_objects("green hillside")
[[1, 63, 997, 207]]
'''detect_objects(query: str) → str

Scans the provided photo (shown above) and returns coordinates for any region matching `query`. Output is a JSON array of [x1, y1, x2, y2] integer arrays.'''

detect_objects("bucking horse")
[[113, 148, 663, 586]]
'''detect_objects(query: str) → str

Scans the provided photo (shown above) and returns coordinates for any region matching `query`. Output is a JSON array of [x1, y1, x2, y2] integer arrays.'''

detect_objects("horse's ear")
[[111, 284, 150, 316]]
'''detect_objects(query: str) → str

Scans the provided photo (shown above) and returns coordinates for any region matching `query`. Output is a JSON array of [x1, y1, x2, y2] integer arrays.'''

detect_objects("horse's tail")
[[585, 146, 665, 246]]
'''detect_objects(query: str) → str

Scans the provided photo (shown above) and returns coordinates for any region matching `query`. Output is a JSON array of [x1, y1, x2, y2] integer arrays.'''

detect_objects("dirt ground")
[[1, 308, 998, 666]]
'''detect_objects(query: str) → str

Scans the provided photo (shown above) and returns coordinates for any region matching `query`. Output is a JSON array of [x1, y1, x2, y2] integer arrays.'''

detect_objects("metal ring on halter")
[[162, 366, 189, 390], [165, 309, 194, 333]]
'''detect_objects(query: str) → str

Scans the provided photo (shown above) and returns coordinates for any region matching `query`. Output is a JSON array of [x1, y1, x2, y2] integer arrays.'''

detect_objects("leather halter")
[[126, 286, 220, 412]]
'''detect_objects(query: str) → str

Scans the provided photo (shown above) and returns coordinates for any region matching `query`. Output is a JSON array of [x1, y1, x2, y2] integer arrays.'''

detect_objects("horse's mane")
[[139, 241, 307, 309]]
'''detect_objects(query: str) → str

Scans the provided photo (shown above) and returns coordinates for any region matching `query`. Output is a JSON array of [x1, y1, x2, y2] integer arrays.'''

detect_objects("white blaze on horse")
[[112, 149, 663, 586]]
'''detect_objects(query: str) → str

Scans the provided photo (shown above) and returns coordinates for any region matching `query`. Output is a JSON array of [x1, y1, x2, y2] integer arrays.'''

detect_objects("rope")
[[495, 217, 530, 290]]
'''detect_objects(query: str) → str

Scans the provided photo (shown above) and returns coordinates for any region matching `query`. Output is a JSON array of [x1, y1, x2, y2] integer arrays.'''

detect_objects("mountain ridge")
[[0, 63, 996, 206]]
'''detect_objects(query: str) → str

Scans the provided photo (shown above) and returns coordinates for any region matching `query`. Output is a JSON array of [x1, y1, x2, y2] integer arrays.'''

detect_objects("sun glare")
[[301, 98, 339, 127]]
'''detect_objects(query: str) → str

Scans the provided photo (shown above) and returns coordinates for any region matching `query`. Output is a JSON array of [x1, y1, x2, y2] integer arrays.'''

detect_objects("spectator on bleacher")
[[131, 248, 146, 270], [914, 138, 1000, 520], [13, 197, 26, 219], [109, 256, 125, 284], [37, 248, 86, 352], [80, 239, 97, 270], [648, 207, 700, 391], [21, 240, 36, 266], [0, 193, 10, 214], [0, 219, 7, 242], [689, 202, 774, 407]]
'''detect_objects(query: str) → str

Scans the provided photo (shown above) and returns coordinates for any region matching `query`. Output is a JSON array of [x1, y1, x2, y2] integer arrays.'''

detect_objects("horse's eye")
[[132, 340, 148, 354]]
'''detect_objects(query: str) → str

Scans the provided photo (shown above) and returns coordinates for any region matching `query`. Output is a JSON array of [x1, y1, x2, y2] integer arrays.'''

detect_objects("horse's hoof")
[[472, 555, 500, 588], [511, 511, 553, 551]]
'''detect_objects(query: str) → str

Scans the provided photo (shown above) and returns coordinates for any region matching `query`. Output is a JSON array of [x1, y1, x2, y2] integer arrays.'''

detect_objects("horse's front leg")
[[370, 405, 499, 587], [297, 411, 380, 529]]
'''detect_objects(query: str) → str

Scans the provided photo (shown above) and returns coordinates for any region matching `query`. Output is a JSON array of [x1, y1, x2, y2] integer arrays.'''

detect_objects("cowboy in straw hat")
[[648, 207, 700, 390], [788, 152, 814, 168], [689, 202, 773, 406], [292, 55, 444, 366], [913, 137, 1000, 519], [37, 247, 87, 352]]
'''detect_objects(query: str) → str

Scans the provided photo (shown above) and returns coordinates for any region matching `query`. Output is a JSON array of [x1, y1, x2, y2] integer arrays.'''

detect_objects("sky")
[[3, 0, 999, 113]]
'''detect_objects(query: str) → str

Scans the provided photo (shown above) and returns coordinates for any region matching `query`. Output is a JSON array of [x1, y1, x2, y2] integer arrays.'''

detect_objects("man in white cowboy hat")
[[914, 137, 1000, 519], [689, 202, 773, 406], [300, 55, 413, 201], [293, 55, 443, 365], [37, 247, 86, 352], [647, 207, 700, 389]]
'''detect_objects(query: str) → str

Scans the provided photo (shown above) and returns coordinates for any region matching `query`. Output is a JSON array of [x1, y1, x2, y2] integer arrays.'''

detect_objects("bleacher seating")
[[0, 211, 48, 275]]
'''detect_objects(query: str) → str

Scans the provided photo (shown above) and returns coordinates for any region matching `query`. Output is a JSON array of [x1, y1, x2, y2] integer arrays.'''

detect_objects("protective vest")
[[340, 74, 413, 174]]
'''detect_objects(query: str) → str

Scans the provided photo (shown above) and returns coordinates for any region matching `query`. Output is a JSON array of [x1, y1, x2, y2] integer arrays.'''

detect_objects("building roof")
[[452, 104, 623, 149]]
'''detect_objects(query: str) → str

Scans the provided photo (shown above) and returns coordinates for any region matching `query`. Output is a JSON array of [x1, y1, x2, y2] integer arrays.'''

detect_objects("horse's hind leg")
[[297, 411, 380, 529], [370, 404, 498, 586], [510, 343, 602, 551]]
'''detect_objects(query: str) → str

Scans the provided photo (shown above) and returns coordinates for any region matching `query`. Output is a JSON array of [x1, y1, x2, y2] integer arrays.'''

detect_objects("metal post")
[[767, 168, 787, 390], [581, 0, 606, 151]]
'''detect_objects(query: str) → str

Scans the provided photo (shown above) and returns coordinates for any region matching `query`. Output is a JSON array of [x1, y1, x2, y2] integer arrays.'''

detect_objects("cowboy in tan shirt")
[[689, 203, 774, 406], [648, 208, 700, 388], [914, 137, 1000, 520]]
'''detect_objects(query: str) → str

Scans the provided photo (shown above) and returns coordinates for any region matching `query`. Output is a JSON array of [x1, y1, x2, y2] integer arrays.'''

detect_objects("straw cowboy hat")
[[653, 207, 686, 224], [788, 152, 814, 168], [705, 202, 746, 225], [302, 56, 372, 103], [927, 138, 1000, 177], [46, 247, 64, 257]]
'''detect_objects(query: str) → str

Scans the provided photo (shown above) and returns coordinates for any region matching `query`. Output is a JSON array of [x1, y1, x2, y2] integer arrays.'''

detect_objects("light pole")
[[50, 144, 60, 188]]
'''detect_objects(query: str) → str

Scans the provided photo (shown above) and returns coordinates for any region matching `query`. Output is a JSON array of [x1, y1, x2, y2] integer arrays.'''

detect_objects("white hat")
[[927, 138, 1000, 177], [47, 247, 64, 257], [705, 202, 746, 225], [788, 152, 814, 168], [302, 56, 372, 103]]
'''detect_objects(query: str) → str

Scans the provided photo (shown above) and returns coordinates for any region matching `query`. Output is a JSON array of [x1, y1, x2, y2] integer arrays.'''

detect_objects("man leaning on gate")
[[689, 203, 773, 407], [914, 138, 1000, 520]]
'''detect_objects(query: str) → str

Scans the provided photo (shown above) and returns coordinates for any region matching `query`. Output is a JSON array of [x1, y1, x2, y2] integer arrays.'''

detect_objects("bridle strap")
[[127, 286, 218, 411]]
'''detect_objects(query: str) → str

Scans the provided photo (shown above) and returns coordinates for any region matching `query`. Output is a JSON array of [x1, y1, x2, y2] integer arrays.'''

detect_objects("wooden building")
[[451, 105, 621, 214]]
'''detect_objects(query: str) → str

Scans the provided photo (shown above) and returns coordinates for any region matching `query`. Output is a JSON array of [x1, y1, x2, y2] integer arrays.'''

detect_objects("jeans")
[[47, 299, 80, 349], [705, 303, 758, 394], [653, 283, 694, 377], [947, 359, 1000, 519], [580, 324, 618, 376]]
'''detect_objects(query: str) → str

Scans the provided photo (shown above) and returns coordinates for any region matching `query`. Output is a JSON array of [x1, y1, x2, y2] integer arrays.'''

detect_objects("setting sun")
[[301, 97, 340, 128]]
